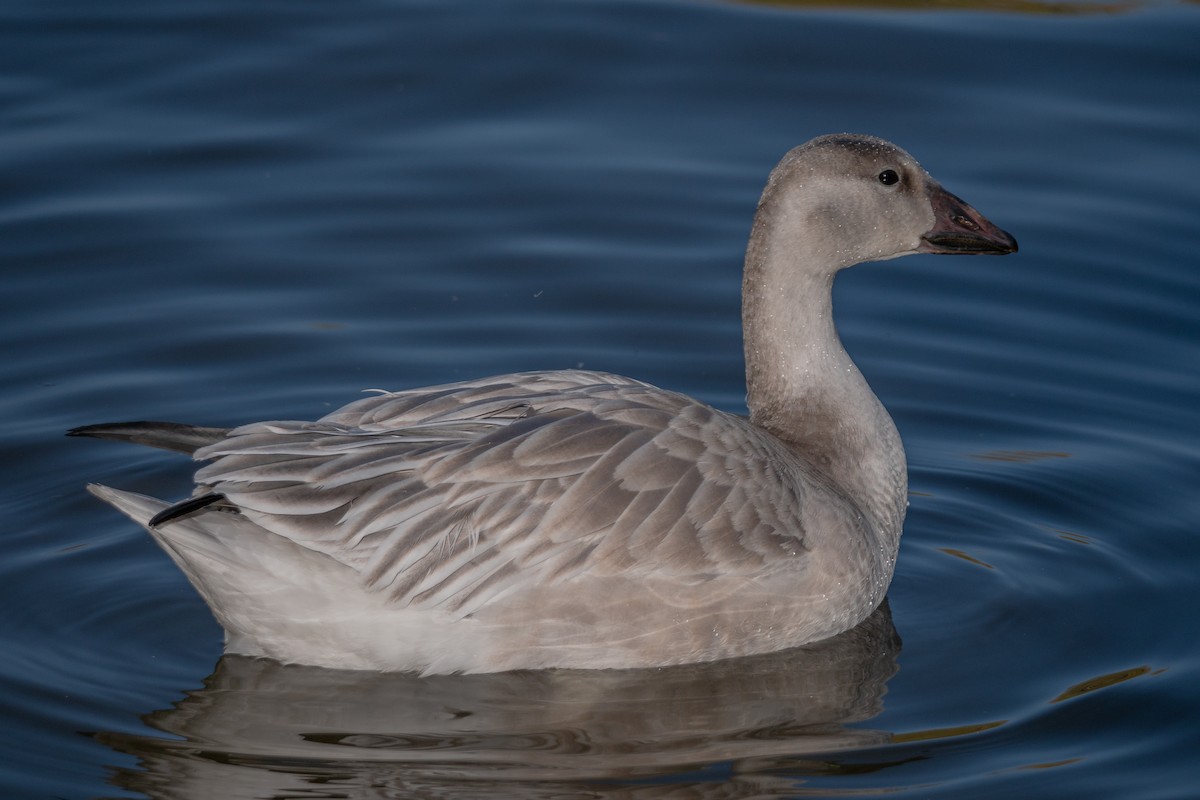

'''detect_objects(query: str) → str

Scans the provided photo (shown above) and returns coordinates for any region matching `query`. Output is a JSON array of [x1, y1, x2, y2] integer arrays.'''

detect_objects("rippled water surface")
[[4, 0, 1200, 797]]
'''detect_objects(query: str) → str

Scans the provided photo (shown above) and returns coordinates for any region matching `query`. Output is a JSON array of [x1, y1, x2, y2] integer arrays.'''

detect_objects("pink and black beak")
[[919, 183, 1018, 256]]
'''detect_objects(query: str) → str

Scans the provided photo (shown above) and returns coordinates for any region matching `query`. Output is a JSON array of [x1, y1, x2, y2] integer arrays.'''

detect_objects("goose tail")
[[67, 421, 229, 456]]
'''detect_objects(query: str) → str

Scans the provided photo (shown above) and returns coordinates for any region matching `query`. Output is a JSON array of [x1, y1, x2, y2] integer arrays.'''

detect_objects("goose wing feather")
[[193, 370, 813, 617]]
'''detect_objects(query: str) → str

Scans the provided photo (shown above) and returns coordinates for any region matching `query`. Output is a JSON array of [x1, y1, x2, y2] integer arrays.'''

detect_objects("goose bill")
[[919, 184, 1018, 255]]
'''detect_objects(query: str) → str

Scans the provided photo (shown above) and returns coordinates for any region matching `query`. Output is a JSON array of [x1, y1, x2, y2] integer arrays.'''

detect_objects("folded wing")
[[193, 370, 813, 617]]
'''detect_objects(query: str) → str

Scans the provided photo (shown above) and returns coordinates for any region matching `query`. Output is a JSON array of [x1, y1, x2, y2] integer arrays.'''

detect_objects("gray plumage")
[[71, 134, 1016, 673]]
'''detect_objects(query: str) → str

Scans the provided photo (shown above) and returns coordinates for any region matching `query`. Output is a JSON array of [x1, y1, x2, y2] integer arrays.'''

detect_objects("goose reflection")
[[99, 603, 899, 798]]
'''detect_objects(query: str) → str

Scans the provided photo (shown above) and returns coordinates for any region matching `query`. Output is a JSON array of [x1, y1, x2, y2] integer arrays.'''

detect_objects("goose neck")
[[740, 213, 906, 540]]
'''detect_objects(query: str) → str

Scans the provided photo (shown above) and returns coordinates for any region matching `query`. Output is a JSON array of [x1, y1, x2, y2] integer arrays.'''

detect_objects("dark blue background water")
[[4, 0, 1199, 797]]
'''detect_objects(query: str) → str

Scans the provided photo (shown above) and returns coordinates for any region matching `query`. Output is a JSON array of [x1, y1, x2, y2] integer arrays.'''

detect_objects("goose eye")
[[878, 169, 900, 186]]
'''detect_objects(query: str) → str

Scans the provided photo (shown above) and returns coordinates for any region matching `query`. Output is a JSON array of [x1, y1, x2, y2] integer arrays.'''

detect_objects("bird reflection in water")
[[99, 602, 899, 799]]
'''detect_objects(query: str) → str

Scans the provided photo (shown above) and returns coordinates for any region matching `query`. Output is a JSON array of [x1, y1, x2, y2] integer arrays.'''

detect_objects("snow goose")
[[70, 134, 1016, 674]]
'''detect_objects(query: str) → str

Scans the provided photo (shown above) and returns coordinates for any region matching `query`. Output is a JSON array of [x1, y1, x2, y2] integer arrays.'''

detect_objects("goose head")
[[751, 133, 1017, 274]]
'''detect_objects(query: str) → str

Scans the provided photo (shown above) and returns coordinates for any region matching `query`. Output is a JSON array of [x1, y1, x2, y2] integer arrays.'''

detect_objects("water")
[[4, 0, 1199, 797]]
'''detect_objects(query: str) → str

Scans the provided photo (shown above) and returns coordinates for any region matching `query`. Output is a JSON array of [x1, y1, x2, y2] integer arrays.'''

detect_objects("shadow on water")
[[97, 603, 899, 798]]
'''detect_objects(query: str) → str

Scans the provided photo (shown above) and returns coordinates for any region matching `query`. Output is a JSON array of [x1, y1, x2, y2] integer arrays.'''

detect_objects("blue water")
[[4, 0, 1200, 797]]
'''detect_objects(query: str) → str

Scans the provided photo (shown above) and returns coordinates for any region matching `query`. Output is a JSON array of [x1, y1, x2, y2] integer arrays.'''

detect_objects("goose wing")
[[193, 370, 813, 616]]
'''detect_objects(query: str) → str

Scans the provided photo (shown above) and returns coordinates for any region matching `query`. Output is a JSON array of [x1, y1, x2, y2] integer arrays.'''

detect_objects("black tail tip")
[[148, 493, 228, 528], [66, 425, 93, 438]]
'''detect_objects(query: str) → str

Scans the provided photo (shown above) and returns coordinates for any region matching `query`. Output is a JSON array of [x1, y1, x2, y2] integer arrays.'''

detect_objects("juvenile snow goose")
[[70, 134, 1016, 674]]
